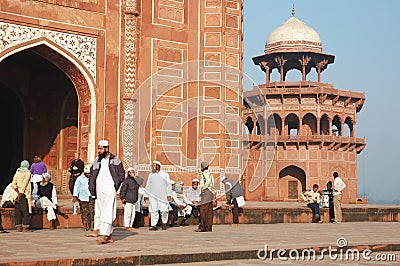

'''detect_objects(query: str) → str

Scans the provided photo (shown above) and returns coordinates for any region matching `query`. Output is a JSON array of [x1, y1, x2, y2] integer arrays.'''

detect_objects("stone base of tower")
[[244, 144, 362, 202]]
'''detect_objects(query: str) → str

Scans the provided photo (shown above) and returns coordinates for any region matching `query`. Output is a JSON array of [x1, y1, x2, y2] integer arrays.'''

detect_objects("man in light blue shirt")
[[73, 163, 94, 231]]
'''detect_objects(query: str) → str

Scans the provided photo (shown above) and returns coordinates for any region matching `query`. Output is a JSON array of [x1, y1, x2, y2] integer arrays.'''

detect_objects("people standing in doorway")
[[12, 160, 32, 232], [120, 167, 140, 231], [221, 176, 244, 225], [195, 161, 214, 232], [146, 162, 170, 231], [89, 140, 125, 244], [30, 155, 47, 185], [333, 172, 346, 223], [68, 152, 85, 195], [72, 163, 92, 231], [32, 173, 58, 229]]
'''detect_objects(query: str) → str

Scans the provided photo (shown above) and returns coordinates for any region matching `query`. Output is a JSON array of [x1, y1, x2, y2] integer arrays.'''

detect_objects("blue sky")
[[243, 0, 400, 204]]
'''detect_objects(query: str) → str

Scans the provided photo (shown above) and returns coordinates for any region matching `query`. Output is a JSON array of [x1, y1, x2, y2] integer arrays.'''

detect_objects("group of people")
[[0, 156, 59, 232], [301, 172, 347, 223], [0, 139, 247, 243]]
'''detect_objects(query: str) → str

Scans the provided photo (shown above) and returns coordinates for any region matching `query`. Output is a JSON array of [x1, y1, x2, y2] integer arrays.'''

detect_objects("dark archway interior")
[[0, 87, 24, 192], [0, 48, 78, 193], [279, 165, 307, 192]]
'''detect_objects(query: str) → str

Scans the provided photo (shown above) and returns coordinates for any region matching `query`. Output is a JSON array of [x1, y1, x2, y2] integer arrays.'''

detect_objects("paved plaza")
[[0, 222, 399, 265]]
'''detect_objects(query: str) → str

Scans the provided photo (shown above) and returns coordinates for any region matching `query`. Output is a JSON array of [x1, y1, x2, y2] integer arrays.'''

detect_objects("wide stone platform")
[[1, 198, 400, 230], [0, 222, 399, 265]]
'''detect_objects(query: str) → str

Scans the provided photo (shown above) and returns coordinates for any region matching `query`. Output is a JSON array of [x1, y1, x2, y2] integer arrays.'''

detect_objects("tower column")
[[316, 59, 328, 83], [299, 55, 311, 81], [260, 61, 270, 85], [275, 56, 287, 82]]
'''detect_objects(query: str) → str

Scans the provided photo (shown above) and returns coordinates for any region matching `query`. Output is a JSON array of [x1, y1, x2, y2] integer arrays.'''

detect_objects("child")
[[301, 184, 322, 223], [120, 168, 140, 231], [73, 163, 93, 231]]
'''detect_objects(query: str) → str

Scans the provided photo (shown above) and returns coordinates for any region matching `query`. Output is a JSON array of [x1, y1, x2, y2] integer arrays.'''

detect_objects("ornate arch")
[[0, 36, 97, 161]]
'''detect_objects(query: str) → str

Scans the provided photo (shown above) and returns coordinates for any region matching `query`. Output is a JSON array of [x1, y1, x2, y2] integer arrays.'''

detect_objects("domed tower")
[[243, 8, 366, 202]]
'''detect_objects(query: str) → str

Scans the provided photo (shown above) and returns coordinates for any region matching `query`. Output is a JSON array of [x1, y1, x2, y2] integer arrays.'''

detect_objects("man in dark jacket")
[[221, 176, 244, 225], [120, 167, 139, 231], [68, 152, 84, 195], [88, 140, 125, 244]]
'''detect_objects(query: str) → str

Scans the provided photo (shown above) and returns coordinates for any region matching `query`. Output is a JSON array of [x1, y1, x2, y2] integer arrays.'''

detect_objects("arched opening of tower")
[[302, 113, 317, 135], [278, 165, 306, 201], [285, 69, 302, 82], [245, 116, 254, 134], [344, 116, 353, 137], [320, 114, 330, 135], [267, 114, 282, 136], [285, 113, 299, 137], [0, 47, 78, 193], [332, 115, 342, 136]]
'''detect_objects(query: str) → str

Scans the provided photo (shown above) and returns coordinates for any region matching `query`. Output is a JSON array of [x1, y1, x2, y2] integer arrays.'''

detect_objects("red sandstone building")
[[243, 9, 365, 201], [0, 1, 364, 202]]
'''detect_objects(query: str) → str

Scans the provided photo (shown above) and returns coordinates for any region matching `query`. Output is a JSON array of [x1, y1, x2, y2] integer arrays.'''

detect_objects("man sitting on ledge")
[[32, 173, 58, 229], [301, 184, 322, 223]]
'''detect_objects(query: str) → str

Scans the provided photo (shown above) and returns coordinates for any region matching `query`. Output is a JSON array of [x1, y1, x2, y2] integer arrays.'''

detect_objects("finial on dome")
[[291, 4, 295, 17]]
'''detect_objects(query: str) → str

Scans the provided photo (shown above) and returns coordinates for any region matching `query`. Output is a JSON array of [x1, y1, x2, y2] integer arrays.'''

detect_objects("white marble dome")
[[265, 16, 322, 53]]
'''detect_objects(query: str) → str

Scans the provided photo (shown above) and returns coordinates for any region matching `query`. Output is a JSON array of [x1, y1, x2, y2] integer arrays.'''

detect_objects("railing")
[[246, 134, 366, 145], [249, 81, 365, 99]]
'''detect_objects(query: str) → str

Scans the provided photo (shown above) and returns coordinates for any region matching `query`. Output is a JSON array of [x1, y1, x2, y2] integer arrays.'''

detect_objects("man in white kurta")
[[95, 156, 117, 237], [88, 140, 125, 244], [146, 166, 170, 230]]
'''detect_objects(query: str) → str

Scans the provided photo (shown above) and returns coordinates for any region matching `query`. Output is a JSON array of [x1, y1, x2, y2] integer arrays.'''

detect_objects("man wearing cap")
[[180, 178, 201, 226], [146, 163, 170, 230], [152, 160, 172, 200], [68, 152, 84, 195], [195, 161, 215, 232], [32, 172, 58, 229], [89, 140, 125, 244], [221, 176, 244, 225], [120, 168, 140, 231], [72, 163, 93, 231]]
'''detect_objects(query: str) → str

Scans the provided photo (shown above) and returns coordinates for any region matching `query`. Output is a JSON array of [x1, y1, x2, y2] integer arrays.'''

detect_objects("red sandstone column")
[[299, 56, 311, 82], [261, 61, 270, 85], [275, 56, 287, 82]]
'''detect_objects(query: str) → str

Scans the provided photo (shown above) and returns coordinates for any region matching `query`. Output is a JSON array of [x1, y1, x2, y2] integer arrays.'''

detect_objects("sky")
[[243, 0, 400, 204]]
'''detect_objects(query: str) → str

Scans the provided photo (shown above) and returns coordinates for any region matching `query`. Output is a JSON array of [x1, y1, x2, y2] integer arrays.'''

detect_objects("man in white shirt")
[[1, 183, 15, 208], [333, 172, 346, 223], [146, 164, 170, 231]]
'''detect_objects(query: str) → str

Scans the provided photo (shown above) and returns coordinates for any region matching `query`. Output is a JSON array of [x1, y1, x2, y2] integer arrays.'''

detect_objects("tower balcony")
[[245, 134, 366, 154]]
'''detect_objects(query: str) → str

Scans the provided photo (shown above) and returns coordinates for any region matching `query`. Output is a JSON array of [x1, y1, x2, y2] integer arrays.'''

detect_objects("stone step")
[[1, 202, 399, 230]]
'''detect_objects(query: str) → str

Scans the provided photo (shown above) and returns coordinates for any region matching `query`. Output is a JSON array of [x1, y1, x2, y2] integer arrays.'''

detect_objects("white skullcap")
[[42, 173, 51, 182], [98, 140, 109, 146], [152, 160, 162, 167], [84, 164, 91, 174], [192, 178, 200, 183], [170, 180, 176, 185], [127, 167, 135, 172]]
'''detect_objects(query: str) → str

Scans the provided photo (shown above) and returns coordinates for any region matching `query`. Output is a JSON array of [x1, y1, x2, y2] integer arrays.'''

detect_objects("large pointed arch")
[[0, 38, 97, 161]]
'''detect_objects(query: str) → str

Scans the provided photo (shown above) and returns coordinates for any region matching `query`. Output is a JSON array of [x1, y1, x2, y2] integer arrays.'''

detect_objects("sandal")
[[96, 235, 108, 244]]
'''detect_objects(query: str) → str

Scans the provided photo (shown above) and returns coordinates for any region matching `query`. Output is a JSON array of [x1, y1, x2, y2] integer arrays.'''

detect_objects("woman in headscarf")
[[11, 160, 32, 232]]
